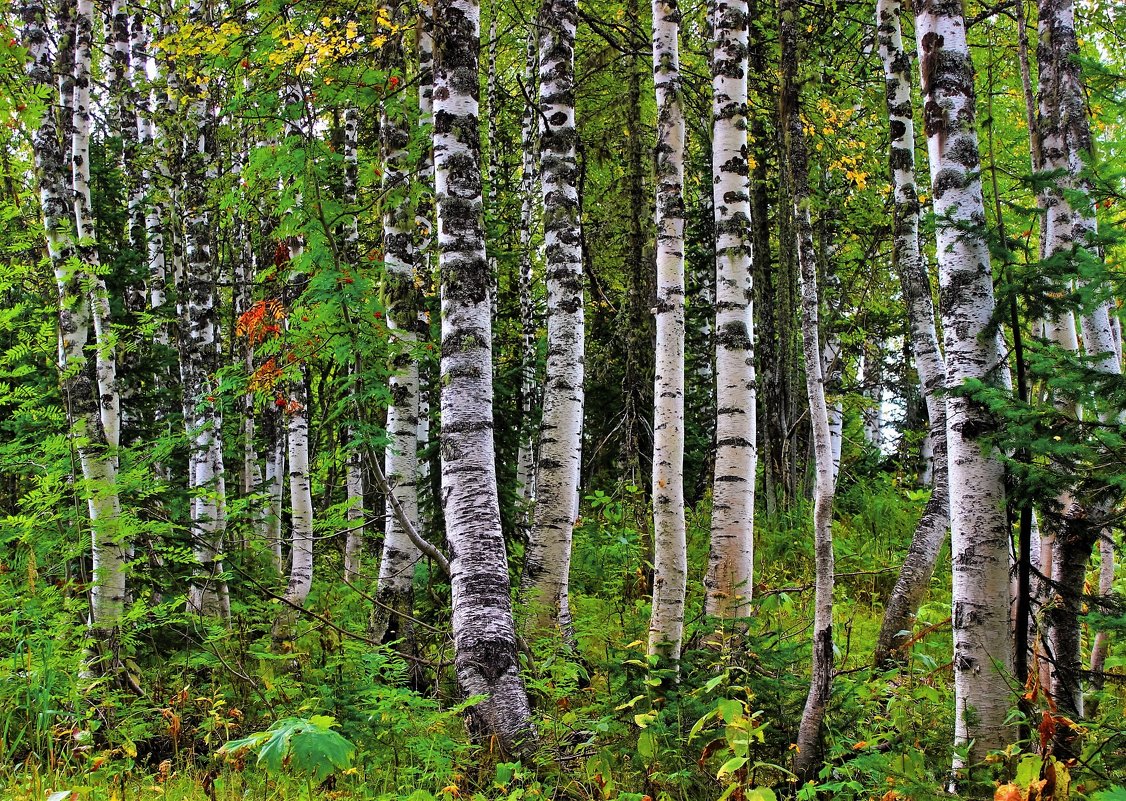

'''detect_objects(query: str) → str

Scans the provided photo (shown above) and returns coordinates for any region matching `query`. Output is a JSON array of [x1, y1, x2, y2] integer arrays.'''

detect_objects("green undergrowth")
[[2, 479, 1124, 801]]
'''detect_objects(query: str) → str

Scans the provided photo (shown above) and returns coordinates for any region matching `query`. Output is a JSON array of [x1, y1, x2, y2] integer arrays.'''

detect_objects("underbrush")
[[1, 478, 1123, 800]]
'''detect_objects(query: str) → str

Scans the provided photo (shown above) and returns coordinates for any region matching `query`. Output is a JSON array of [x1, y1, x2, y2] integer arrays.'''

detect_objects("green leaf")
[[746, 788, 778, 801], [1093, 787, 1126, 801], [637, 729, 657, 762], [287, 725, 355, 782], [717, 698, 743, 723], [717, 756, 747, 779], [1016, 754, 1043, 787]]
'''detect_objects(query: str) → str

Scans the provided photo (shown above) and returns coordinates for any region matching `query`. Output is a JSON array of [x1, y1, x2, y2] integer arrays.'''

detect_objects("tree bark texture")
[[705, 0, 756, 621], [522, 0, 585, 636], [647, 0, 688, 665], [780, 0, 836, 776], [873, 0, 951, 667], [433, 0, 535, 757], [914, 0, 1013, 767]]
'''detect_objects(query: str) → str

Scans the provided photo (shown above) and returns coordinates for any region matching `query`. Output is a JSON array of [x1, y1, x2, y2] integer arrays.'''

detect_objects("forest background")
[[1, 0, 1125, 798]]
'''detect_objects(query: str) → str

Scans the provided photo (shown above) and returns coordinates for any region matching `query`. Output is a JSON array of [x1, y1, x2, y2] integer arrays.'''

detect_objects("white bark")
[[342, 105, 365, 584], [23, 0, 127, 663], [781, 0, 835, 774], [914, 0, 1013, 767], [1035, 0, 1121, 731], [372, 53, 422, 642], [516, 26, 540, 514], [264, 407, 286, 573], [172, 5, 229, 619], [433, 0, 535, 756], [873, 0, 951, 666], [521, 0, 584, 636], [705, 0, 756, 621], [648, 0, 688, 665]]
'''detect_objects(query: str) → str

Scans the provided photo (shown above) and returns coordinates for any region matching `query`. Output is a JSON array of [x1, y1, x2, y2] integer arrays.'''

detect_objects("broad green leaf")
[[637, 729, 657, 762], [717, 756, 747, 779]]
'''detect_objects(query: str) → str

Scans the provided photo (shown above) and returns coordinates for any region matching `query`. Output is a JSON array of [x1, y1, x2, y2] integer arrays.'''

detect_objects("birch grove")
[[6, 0, 1126, 787]]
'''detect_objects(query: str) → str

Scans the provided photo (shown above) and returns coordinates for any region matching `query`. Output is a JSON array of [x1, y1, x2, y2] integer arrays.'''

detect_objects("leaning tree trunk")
[[23, 0, 127, 671], [873, 0, 951, 667], [781, 0, 836, 777], [433, 0, 535, 757], [913, 0, 1013, 770], [704, 0, 756, 622], [174, 4, 230, 619], [521, 0, 585, 637], [1036, 0, 1122, 740], [647, 0, 688, 666], [372, 32, 423, 643]]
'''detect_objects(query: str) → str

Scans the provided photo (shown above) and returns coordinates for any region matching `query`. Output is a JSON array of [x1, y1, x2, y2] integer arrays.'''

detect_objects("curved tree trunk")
[[781, 0, 836, 777], [913, 0, 1013, 770], [521, 0, 585, 636], [647, 0, 688, 666], [873, 0, 950, 667], [433, 0, 535, 757], [705, 0, 756, 622]]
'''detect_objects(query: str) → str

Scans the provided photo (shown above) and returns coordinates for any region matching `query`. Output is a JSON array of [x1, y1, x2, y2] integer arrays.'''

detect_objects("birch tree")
[[176, 2, 230, 619], [516, 26, 540, 513], [372, 20, 423, 642], [274, 80, 314, 640], [342, 104, 365, 584], [705, 0, 756, 622], [433, 0, 535, 755], [780, 0, 836, 775], [873, 0, 951, 666], [1036, 0, 1122, 734], [22, 0, 128, 669], [913, 0, 1013, 767], [521, 0, 585, 635], [648, 0, 688, 665]]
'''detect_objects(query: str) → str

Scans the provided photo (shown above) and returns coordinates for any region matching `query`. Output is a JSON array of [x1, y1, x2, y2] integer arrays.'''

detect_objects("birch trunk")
[[274, 81, 314, 640], [516, 26, 540, 514], [781, 0, 835, 775], [342, 105, 365, 584], [416, 1, 436, 539], [372, 41, 423, 642], [174, 8, 229, 619], [705, 0, 756, 621], [914, 0, 1013, 767], [1036, 0, 1122, 733], [822, 338, 843, 484], [263, 405, 286, 572], [521, 0, 584, 636], [23, 0, 127, 666], [647, 0, 688, 665], [433, 0, 535, 756], [873, 0, 951, 667]]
